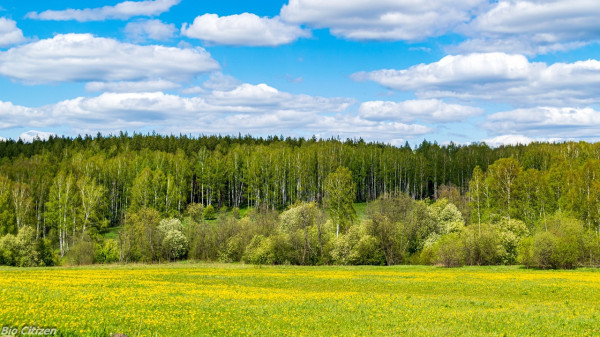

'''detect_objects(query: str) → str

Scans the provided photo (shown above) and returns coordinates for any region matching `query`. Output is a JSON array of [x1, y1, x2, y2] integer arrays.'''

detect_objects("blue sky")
[[1, 0, 600, 146]]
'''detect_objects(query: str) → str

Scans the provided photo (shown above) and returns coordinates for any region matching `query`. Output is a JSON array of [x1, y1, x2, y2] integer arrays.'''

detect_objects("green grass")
[[100, 226, 122, 240], [1, 264, 599, 336], [353, 202, 368, 221]]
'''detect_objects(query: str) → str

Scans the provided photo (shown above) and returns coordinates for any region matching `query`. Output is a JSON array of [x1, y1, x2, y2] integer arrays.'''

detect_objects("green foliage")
[[3, 135, 600, 269], [434, 232, 464, 268], [330, 224, 385, 265], [203, 204, 216, 220], [36, 237, 56, 266], [162, 229, 188, 261], [0, 226, 56, 267], [429, 198, 465, 235], [365, 193, 434, 264], [518, 214, 587, 269], [495, 218, 529, 264], [0, 175, 16, 235], [158, 218, 184, 233], [121, 208, 161, 263], [469, 166, 486, 226], [280, 202, 328, 265], [0, 233, 17, 265], [324, 166, 356, 237], [243, 234, 292, 265], [461, 223, 502, 266], [219, 234, 245, 263], [232, 207, 241, 219], [531, 231, 559, 269], [186, 203, 204, 223], [77, 176, 107, 233], [485, 157, 522, 221], [14, 226, 39, 267], [243, 235, 272, 265], [158, 218, 188, 261], [517, 236, 534, 268], [583, 232, 600, 266], [96, 239, 120, 264], [66, 233, 96, 266]]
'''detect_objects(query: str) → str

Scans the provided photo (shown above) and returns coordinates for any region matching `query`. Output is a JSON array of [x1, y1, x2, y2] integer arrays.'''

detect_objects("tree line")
[[0, 134, 599, 268]]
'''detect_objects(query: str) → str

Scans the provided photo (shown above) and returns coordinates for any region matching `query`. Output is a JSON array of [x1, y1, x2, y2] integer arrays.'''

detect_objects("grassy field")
[[0, 264, 599, 336]]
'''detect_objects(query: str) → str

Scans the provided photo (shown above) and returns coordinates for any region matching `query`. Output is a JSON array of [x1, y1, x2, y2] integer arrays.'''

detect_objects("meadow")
[[1, 264, 599, 336]]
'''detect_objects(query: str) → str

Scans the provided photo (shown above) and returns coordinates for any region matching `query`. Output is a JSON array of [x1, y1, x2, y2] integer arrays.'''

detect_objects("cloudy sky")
[[1, 0, 600, 145]]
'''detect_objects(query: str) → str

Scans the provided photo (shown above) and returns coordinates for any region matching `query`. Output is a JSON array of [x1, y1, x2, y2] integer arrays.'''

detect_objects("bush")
[[186, 203, 204, 223], [350, 234, 385, 265], [419, 233, 440, 265], [0, 227, 57, 267], [15, 226, 40, 267], [583, 232, 600, 267], [162, 230, 188, 261], [219, 234, 245, 262], [435, 233, 464, 267], [158, 218, 188, 261], [495, 218, 529, 264], [67, 234, 96, 265], [0, 233, 17, 266], [519, 214, 586, 269], [203, 205, 216, 220], [517, 237, 534, 268], [36, 237, 57, 266], [532, 231, 558, 269], [232, 207, 241, 219], [243, 234, 292, 265], [243, 235, 271, 265], [122, 208, 161, 263], [429, 198, 465, 235], [461, 223, 502, 266], [279, 202, 329, 265], [330, 224, 385, 265], [96, 239, 120, 264]]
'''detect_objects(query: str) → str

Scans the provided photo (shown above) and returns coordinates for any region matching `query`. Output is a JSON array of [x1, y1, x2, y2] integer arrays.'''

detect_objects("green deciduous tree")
[[324, 166, 356, 237], [485, 158, 522, 223], [45, 172, 76, 257], [0, 175, 15, 235], [158, 218, 188, 261], [122, 208, 161, 262], [77, 176, 107, 234]]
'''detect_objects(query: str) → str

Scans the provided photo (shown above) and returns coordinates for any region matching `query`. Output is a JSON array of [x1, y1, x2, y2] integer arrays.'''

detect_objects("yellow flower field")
[[0, 264, 599, 336]]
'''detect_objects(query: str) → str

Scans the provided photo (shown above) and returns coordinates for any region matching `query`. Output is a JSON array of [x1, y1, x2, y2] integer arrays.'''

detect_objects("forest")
[[0, 133, 599, 269]]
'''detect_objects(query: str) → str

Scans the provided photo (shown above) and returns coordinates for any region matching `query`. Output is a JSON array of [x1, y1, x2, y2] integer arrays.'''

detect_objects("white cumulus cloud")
[[26, 0, 180, 22], [482, 134, 539, 147], [85, 80, 181, 93], [0, 33, 219, 84], [125, 19, 177, 41], [207, 83, 354, 112], [0, 17, 25, 47], [0, 101, 41, 129], [484, 107, 600, 139], [359, 99, 483, 123], [201, 72, 242, 91], [354, 52, 600, 107], [280, 0, 484, 41], [19, 130, 56, 143], [181, 13, 310, 46], [0, 83, 431, 142], [456, 0, 600, 55]]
